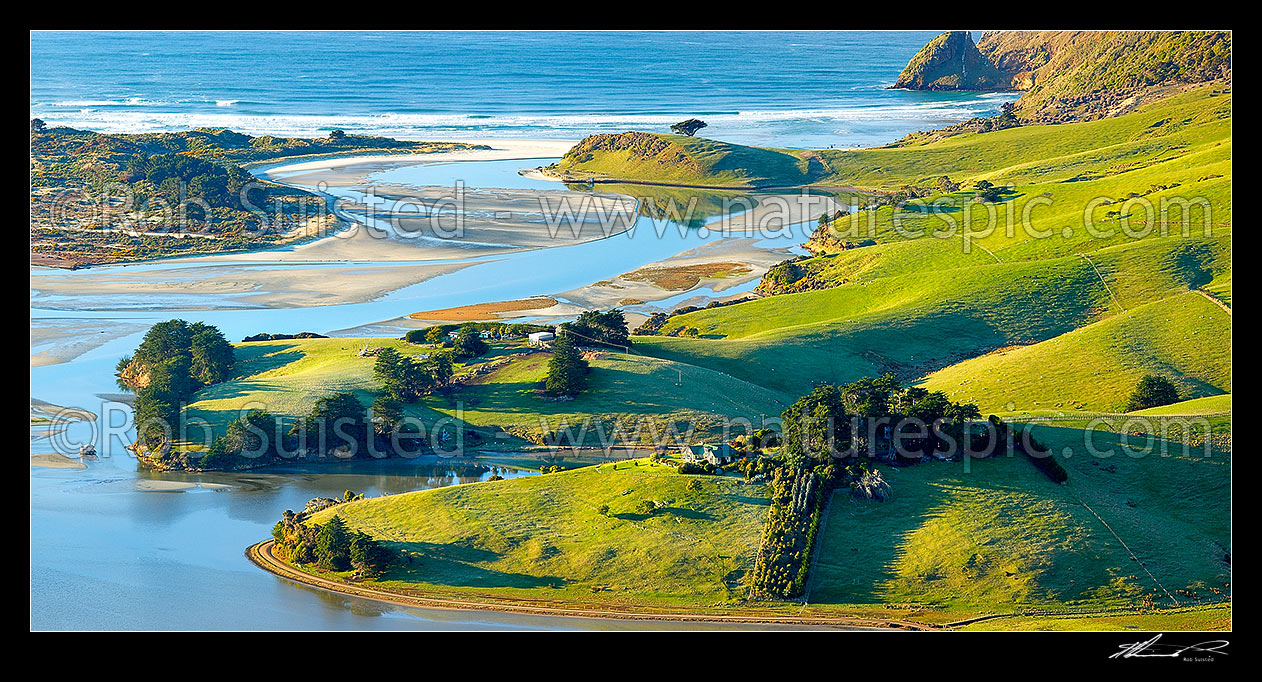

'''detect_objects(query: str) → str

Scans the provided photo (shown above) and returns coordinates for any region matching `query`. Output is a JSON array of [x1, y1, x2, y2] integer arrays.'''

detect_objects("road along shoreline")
[[245, 540, 911, 629]]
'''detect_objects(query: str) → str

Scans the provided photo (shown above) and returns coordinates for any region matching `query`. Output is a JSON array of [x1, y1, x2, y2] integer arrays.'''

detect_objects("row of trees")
[[403, 321, 552, 345], [120, 320, 236, 450], [201, 389, 431, 468], [566, 309, 631, 349]]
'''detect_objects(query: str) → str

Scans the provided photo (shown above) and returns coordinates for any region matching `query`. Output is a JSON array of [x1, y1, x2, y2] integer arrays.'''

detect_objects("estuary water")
[[30, 153, 828, 630], [28, 30, 992, 629]]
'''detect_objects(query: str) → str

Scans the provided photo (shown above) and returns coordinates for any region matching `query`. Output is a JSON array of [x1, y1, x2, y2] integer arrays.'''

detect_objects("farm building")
[[528, 331, 555, 346], [680, 443, 738, 466]]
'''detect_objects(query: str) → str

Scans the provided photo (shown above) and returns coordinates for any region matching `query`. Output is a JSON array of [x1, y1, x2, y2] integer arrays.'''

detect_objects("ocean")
[[29, 30, 1014, 149]]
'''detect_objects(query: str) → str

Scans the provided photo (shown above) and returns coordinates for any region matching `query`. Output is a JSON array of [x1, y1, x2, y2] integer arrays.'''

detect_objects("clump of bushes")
[[272, 511, 391, 578], [1125, 374, 1180, 412], [119, 319, 236, 451]]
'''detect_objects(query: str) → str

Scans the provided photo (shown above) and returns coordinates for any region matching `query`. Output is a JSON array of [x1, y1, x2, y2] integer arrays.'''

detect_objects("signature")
[[1111, 634, 1229, 660]]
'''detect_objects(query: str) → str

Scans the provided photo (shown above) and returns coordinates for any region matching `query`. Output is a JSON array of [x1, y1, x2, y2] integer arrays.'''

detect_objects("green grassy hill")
[[310, 461, 771, 606], [920, 291, 1231, 414], [549, 132, 824, 187], [812, 418, 1229, 621], [298, 417, 1229, 626], [184, 337, 790, 449], [633, 87, 1230, 400]]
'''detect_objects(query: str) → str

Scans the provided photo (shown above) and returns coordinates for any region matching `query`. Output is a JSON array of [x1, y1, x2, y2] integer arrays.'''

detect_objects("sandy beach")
[[31, 318, 151, 367], [29, 140, 644, 316], [257, 139, 577, 187]]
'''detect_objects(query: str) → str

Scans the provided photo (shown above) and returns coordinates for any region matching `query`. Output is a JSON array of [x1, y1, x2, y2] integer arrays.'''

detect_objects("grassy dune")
[[553, 133, 822, 187]]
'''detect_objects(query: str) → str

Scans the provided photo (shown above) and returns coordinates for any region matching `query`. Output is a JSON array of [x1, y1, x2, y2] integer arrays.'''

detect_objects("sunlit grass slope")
[[311, 461, 771, 606], [920, 291, 1231, 414], [184, 338, 790, 446], [811, 422, 1230, 617]]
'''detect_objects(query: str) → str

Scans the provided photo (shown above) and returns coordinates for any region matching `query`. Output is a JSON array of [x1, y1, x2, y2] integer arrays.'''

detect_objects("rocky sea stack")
[[893, 30, 1007, 91]]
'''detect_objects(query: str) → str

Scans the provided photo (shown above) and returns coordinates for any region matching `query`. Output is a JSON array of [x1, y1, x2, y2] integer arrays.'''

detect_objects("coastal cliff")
[[896, 30, 1231, 122], [892, 31, 1007, 91]]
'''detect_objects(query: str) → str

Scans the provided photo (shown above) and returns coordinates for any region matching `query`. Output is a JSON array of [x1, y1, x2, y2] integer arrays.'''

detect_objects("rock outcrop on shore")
[[893, 31, 1008, 91], [895, 30, 1231, 123]]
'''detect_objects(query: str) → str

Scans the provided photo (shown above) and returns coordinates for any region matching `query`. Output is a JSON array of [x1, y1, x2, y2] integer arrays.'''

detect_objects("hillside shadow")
[[390, 541, 564, 589], [232, 343, 304, 376], [808, 483, 954, 606]]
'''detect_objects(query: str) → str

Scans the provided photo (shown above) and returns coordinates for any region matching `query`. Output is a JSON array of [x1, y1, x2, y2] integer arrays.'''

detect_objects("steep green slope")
[[812, 421, 1230, 613], [635, 234, 1226, 396], [920, 291, 1231, 414]]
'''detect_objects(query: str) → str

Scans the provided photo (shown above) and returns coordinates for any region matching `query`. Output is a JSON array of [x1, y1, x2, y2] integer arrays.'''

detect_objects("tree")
[[349, 530, 389, 577], [451, 326, 488, 360], [374, 348, 450, 401], [374, 348, 408, 400], [31, 118, 46, 133], [976, 185, 1005, 203], [669, 118, 708, 137], [315, 516, 351, 570], [295, 393, 368, 456], [569, 309, 630, 348], [371, 396, 404, 436], [424, 327, 446, 345], [1126, 374, 1180, 412], [328, 129, 346, 140], [935, 176, 960, 193], [188, 322, 235, 385], [422, 352, 454, 387], [544, 330, 589, 396], [202, 409, 277, 467], [781, 384, 849, 469]]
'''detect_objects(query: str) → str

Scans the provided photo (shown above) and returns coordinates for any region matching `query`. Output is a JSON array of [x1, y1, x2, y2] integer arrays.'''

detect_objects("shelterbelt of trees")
[[747, 373, 1066, 600]]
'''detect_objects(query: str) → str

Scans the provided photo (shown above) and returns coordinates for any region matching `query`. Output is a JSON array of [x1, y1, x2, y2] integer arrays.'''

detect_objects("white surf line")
[[1071, 489, 1180, 607], [1080, 253, 1126, 312]]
